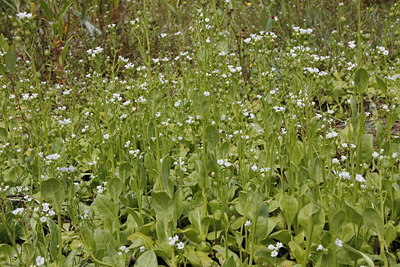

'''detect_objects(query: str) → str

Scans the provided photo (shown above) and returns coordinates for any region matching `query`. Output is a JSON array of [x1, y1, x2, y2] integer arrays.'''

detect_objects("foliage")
[[0, 0, 400, 266]]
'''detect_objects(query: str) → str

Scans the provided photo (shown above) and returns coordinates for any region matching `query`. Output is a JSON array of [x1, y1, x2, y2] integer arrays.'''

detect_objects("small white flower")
[[339, 171, 351, 180], [103, 134, 110, 140], [35, 256, 45, 266], [335, 238, 343, 247], [204, 91, 210, 96], [317, 244, 324, 251], [355, 174, 366, 183], [271, 250, 278, 257], [12, 208, 24, 216], [119, 246, 129, 253], [17, 12, 33, 19], [244, 220, 251, 227], [177, 242, 185, 250], [251, 165, 258, 171], [372, 151, 380, 158], [139, 246, 145, 252], [276, 242, 283, 249], [267, 244, 275, 250]]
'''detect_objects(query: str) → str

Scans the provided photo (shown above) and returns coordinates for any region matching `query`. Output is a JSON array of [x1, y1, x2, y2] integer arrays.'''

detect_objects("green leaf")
[[5, 46, 17, 73], [47, 218, 59, 259], [343, 244, 374, 267], [0, 127, 7, 141], [134, 250, 158, 267], [161, 156, 173, 189], [332, 210, 346, 234], [376, 76, 387, 94], [354, 68, 369, 92], [288, 241, 305, 264], [254, 202, 269, 243], [384, 223, 396, 247], [151, 191, 174, 219], [363, 208, 384, 241], [221, 256, 237, 267], [41, 178, 65, 212], [108, 178, 122, 201], [279, 195, 298, 228], [94, 194, 118, 221], [0, 244, 14, 264], [94, 229, 116, 252], [189, 207, 212, 240], [360, 134, 373, 164], [205, 125, 219, 150]]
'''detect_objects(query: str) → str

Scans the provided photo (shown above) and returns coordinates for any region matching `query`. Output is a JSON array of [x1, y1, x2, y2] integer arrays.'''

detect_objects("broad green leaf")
[[189, 207, 212, 240], [108, 178, 122, 201], [344, 201, 363, 226], [221, 256, 237, 267], [0, 127, 7, 141], [5, 46, 17, 73], [47, 218, 59, 259], [363, 208, 384, 241], [360, 134, 373, 164], [254, 202, 269, 243], [151, 191, 174, 219], [279, 195, 298, 228], [384, 223, 396, 247], [354, 68, 369, 92], [94, 229, 116, 252], [161, 156, 173, 189], [206, 125, 219, 149], [343, 244, 374, 267], [119, 161, 132, 181], [332, 210, 346, 234], [0, 244, 14, 264], [288, 241, 305, 264], [148, 89, 162, 115], [376, 76, 387, 94], [127, 232, 154, 249], [22, 242, 35, 265], [41, 178, 65, 212], [134, 250, 158, 267], [94, 194, 118, 221]]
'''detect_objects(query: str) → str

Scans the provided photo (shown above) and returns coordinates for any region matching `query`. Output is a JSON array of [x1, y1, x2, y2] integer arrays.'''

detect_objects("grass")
[[0, 0, 400, 266]]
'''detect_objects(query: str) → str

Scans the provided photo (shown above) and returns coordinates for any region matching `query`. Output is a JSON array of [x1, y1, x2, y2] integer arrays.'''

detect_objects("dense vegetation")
[[0, 0, 400, 266]]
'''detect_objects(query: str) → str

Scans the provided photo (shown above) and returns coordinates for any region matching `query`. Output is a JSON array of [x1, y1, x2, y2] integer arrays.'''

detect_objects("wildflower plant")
[[0, 0, 400, 266]]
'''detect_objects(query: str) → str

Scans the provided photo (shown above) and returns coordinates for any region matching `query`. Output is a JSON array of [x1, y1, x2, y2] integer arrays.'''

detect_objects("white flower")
[[335, 238, 343, 247], [339, 171, 351, 180], [348, 41, 356, 49], [251, 165, 258, 171], [168, 235, 179, 246], [17, 12, 33, 19], [35, 256, 45, 266], [139, 246, 145, 252], [244, 220, 251, 227], [177, 242, 185, 250], [267, 244, 275, 250], [12, 208, 24, 215], [204, 91, 210, 96], [355, 174, 366, 183], [271, 250, 278, 257], [326, 131, 338, 139], [317, 244, 324, 251], [372, 151, 380, 158], [276, 242, 283, 249], [119, 246, 129, 253], [103, 134, 110, 140]]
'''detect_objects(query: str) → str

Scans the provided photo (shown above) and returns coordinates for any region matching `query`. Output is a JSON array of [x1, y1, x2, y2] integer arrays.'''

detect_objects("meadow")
[[0, 0, 400, 266]]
